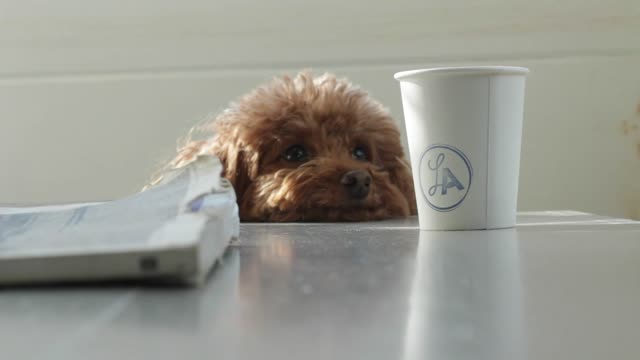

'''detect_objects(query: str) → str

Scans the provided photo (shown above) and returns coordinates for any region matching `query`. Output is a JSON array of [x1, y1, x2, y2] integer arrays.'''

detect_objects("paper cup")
[[395, 66, 529, 230]]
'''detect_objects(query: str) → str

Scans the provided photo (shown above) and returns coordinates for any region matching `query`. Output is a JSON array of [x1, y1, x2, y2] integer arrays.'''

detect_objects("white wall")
[[1, 0, 639, 218]]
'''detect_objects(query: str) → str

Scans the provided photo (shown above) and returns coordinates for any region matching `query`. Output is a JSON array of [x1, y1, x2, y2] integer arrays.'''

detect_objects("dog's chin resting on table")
[[154, 71, 417, 222]]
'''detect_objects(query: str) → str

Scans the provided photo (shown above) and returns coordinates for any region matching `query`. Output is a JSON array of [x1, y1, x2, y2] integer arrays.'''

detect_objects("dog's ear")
[[388, 156, 418, 215], [367, 119, 418, 216], [151, 130, 258, 203], [145, 139, 210, 190], [212, 137, 258, 202]]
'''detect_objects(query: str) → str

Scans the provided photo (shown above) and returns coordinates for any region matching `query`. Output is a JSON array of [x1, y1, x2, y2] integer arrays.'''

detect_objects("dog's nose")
[[341, 170, 372, 200]]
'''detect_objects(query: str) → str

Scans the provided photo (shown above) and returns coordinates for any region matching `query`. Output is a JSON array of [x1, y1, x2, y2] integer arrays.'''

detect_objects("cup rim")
[[394, 66, 529, 81]]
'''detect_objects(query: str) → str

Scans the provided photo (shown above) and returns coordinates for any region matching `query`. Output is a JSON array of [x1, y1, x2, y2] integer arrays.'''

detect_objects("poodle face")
[[168, 72, 417, 222]]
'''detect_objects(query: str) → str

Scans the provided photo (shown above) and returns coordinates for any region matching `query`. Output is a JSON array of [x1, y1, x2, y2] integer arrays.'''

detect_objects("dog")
[[155, 71, 417, 222]]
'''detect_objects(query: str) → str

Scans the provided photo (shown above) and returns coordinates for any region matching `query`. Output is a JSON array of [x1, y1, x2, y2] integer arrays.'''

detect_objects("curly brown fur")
[[154, 71, 417, 222]]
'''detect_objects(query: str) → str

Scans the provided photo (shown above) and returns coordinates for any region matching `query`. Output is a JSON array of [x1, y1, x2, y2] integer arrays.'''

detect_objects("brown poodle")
[[155, 71, 417, 222]]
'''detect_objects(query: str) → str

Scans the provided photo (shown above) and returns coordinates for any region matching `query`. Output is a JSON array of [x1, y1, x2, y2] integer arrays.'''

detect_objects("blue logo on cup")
[[419, 144, 473, 212]]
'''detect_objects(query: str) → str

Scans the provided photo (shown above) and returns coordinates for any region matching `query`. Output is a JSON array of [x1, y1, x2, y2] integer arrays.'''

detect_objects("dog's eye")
[[352, 146, 368, 161], [283, 145, 308, 162]]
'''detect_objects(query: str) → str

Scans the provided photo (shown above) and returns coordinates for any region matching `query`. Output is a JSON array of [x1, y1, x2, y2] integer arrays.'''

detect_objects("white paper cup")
[[395, 66, 529, 230]]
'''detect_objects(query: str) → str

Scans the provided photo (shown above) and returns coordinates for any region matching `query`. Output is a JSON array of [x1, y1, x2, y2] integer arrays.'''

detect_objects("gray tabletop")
[[1, 211, 640, 360]]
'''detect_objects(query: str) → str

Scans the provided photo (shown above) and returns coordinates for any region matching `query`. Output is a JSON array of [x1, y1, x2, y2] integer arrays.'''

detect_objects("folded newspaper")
[[0, 156, 239, 286]]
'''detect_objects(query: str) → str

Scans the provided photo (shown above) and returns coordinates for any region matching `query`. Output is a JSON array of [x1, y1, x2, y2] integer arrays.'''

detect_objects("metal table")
[[1, 211, 639, 360]]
